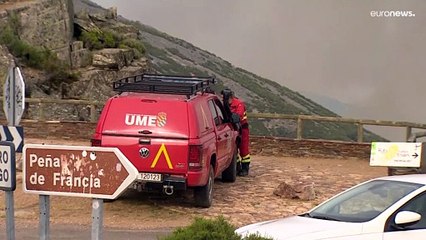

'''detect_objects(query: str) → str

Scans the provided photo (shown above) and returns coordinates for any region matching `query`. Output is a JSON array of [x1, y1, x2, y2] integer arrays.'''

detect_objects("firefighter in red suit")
[[221, 89, 251, 176]]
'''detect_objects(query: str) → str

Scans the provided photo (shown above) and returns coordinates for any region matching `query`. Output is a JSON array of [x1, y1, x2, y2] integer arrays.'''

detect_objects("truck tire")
[[194, 166, 214, 208], [221, 150, 237, 183]]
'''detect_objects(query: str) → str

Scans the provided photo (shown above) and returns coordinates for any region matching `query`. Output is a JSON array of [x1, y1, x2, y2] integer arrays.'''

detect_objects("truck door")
[[208, 99, 233, 172]]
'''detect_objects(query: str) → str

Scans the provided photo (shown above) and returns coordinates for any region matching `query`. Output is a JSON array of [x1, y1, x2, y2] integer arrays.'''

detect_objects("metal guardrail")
[[17, 98, 426, 143]]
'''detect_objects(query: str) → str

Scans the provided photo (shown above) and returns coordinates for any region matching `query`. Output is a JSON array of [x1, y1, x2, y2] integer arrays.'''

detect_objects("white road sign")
[[0, 141, 16, 191], [0, 125, 24, 152], [3, 66, 25, 126], [370, 142, 423, 168]]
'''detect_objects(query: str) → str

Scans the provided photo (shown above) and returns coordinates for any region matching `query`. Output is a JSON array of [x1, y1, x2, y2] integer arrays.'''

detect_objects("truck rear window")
[[101, 96, 189, 138]]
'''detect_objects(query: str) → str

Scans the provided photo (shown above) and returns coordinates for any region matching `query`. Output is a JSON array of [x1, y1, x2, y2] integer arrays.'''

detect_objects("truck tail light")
[[91, 138, 102, 147], [188, 145, 202, 171]]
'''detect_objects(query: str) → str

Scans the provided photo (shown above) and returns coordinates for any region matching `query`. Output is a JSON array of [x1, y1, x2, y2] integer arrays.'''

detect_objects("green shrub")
[[244, 234, 274, 240], [0, 19, 78, 90], [162, 216, 240, 240], [103, 30, 120, 48], [161, 216, 273, 240], [121, 38, 145, 55], [80, 30, 103, 50], [79, 29, 121, 50], [1, 25, 51, 68]]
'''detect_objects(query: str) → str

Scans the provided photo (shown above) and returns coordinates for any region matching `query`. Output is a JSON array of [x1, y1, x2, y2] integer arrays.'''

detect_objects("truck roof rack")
[[113, 74, 216, 97]]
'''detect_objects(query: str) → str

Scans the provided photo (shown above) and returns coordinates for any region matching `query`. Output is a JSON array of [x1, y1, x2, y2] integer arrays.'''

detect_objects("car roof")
[[375, 174, 426, 185]]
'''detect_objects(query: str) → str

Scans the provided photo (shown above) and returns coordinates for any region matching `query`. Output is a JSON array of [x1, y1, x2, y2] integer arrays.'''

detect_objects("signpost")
[[2, 65, 25, 240], [23, 144, 139, 240], [0, 141, 15, 240]]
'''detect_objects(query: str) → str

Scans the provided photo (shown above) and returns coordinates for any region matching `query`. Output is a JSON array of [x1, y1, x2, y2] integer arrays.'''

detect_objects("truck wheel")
[[194, 166, 214, 208], [221, 150, 237, 183]]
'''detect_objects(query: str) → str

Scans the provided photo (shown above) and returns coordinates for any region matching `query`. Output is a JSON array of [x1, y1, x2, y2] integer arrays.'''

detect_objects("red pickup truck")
[[91, 74, 239, 207]]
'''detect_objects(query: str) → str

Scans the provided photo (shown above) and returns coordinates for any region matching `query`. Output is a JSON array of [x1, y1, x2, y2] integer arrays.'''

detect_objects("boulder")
[[92, 48, 134, 70], [74, 17, 101, 33], [106, 7, 117, 20], [71, 41, 92, 69], [274, 181, 316, 201], [65, 61, 147, 101]]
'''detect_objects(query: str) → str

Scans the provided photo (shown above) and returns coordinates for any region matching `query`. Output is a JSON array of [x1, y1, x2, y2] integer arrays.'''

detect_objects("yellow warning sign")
[[151, 144, 173, 169]]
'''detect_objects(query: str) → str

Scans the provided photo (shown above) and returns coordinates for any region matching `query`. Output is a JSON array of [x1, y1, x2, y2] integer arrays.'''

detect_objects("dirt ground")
[[0, 138, 388, 231]]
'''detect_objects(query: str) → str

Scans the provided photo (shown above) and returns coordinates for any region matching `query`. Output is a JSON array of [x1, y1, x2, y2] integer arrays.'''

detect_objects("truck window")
[[213, 99, 227, 123], [194, 103, 212, 133], [208, 100, 221, 126]]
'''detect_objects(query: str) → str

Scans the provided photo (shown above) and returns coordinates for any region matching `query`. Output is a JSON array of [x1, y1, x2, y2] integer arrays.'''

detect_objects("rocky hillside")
[[0, 0, 149, 121], [115, 12, 384, 141], [0, 0, 385, 141]]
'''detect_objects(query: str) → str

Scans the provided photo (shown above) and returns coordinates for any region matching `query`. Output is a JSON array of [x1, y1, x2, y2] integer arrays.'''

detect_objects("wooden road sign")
[[23, 144, 139, 199]]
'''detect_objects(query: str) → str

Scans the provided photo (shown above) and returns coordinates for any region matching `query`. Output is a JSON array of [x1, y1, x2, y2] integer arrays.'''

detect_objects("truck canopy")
[[101, 94, 190, 139]]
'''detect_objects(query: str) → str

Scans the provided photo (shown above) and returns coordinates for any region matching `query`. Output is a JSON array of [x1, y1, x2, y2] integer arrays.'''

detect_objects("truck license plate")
[[139, 173, 162, 182]]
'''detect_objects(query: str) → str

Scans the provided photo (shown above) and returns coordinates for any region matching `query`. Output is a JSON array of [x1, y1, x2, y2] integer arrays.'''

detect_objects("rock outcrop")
[[0, 0, 150, 121], [0, 45, 13, 85], [0, 0, 74, 62], [70, 41, 92, 68], [92, 48, 134, 70]]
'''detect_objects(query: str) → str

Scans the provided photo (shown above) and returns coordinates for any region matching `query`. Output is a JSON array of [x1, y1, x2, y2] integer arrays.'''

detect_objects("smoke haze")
[[94, 0, 426, 140]]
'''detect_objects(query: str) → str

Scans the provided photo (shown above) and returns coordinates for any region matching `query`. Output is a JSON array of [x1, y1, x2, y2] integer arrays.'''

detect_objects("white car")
[[236, 174, 426, 240]]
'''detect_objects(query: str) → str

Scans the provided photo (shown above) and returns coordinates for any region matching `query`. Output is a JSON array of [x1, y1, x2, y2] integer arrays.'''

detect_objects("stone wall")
[[16, 120, 371, 160], [250, 136, 371, 160], [18, 120, 96, 141]]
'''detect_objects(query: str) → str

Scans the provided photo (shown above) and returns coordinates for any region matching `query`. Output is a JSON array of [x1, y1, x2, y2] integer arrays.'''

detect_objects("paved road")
[[0, 224, 173, 240]]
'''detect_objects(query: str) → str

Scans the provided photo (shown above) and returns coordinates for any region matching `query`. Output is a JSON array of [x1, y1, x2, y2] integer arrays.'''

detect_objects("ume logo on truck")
[[125, 112, 167, 127]]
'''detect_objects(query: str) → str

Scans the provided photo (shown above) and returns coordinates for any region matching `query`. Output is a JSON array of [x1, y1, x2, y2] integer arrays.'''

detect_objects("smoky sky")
[[94, 0, 426, 139]]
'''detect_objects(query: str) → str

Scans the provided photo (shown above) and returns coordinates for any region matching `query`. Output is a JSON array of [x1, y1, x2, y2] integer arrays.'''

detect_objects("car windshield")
[[305, 180, 422, 223]]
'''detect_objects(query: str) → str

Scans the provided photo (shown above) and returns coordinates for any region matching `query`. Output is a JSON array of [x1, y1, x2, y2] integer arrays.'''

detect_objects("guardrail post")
[[296, 117, 303, 140], [357, 123, 363, 143], [406, 126, 412, 142], [90, 104, 96, 123], [38, 102, 45, 121]]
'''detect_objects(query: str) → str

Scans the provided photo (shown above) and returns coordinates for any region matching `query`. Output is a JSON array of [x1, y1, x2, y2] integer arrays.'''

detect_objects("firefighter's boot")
[[236, 161, 242, 175], [240, 163, 250, 177]]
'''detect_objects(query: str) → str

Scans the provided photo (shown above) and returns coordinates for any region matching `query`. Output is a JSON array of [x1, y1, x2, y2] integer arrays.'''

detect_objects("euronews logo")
[[370, 10, 415, 18]]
